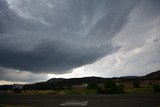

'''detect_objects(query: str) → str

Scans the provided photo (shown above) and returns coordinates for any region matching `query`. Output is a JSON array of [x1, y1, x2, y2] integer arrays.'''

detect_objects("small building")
[[12, 84, 23, 93], [82, 84, 88, 88], [73, 84, 88, 89]]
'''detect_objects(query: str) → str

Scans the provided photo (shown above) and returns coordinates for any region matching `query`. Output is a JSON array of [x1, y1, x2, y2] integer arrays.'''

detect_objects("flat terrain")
[[0, 94, 160, 107]]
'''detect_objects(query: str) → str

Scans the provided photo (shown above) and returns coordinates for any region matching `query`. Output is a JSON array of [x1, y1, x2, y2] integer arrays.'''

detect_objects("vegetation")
[[0, 85, 158, 95], [132, 81, 140, 88], [97, 81, 124, 94], [125, 87, 154, 94], [86, 82, 98, 89], [0, 105, 31, 107], [14, 89, 96, 95], [0, 70, 160, 95], [153, 84, 160, 93]]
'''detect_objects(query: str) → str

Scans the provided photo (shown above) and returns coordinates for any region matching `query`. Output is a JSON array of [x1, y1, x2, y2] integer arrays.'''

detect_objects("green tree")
[[104, 81, 117, 94]]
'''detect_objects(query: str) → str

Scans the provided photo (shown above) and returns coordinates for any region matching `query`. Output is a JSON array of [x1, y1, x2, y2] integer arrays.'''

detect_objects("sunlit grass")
[[0, 105, 32, 107]]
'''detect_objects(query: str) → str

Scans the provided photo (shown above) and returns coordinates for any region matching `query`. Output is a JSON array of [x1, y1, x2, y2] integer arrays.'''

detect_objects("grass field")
[[1, 86, 157, 95], [125, 86, 154, 94], [0, 105, 32, 107], [1, 86, 158, 95], [1, 89, 97, 95]]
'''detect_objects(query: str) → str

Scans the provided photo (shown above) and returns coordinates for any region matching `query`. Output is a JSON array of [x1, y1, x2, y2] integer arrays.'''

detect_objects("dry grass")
[[0, 105, 32, 107], [2, 89, 97, 95], [125, 86, 154, 94], [1, 86, 156, 95]]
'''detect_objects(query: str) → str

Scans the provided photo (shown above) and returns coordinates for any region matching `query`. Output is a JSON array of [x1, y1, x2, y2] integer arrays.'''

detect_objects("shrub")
[[104, 81, 117, 94], [86, 82, 98, 89], [153, 84, 160, 93], [97, 81, 124, 94], [133, 81, 140, 88], [149, 82, 152, 85], [97, 86, 104, 94], [116, 86, 125, 94], [104, 81, 124, 94], [67, 86, 72, 90]]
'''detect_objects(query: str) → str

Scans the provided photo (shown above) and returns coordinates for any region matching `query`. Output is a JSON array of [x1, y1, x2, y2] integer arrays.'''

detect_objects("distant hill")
[[46, 70, 160, 84], [47, 76, 107, 85], [120, 76, 140, 79], [0, 70, 159, 90], [143, 70, 160, 79], [47, 78, 64, 83]]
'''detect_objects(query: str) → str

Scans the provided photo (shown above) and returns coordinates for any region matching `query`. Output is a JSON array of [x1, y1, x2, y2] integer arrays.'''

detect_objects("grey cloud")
[[0, 67, 47, 82], [110, 0, 160, 76], [0, 0, 137, 73], [0, 40, 116, 73], [141, 0, 160, 17]]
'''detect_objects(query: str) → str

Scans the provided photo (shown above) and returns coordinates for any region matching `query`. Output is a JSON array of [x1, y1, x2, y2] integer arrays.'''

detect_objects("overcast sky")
[[0, 0, 160, 84]]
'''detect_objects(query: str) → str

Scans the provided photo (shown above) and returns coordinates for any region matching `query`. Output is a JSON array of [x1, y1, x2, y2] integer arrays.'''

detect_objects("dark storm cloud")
[[0, 0, 137, 73], [0, 40, 116, 73]]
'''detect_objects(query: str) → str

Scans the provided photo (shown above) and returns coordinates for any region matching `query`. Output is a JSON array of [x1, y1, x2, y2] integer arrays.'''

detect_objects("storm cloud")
[[0, 0, 160, 83], [0, 0, 136, 73], [0, 67, 47, 82]]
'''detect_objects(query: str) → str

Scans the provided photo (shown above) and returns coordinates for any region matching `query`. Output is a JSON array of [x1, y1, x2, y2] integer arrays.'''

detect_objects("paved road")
[[0, 94, 160, 107]]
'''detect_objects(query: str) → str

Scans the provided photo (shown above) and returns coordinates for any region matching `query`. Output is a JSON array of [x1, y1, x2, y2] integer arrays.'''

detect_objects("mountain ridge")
[[46, 70, 160, 84]]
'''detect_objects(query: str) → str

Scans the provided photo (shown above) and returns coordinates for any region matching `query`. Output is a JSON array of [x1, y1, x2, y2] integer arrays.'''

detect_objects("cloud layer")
[[0, 0, 136, 73], [0, 0, 160, 83]]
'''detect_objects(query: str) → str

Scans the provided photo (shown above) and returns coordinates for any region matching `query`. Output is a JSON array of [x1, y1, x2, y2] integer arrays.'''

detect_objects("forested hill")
[[143, 70, 160, 79], [0, 70, 159, 90], [47, 77, 107, 85], [47, 70, 160, 84]]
